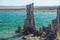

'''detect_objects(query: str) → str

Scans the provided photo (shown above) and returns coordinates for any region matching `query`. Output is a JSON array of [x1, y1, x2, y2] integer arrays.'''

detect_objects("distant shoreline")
[[0, 9, 57, 12], [34, 9, 57, 12]]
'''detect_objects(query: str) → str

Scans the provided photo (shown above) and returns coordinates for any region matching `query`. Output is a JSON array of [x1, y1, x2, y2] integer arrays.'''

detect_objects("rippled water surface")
[[0, 12, 57, 38]]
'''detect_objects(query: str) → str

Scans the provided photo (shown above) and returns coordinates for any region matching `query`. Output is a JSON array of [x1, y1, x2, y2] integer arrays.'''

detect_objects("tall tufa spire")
[[57, 6, 60, 28], [24, 3, 36, 33]]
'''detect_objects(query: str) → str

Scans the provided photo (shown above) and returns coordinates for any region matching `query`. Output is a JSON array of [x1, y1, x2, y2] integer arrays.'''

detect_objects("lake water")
[[0, 12, 57, 38]]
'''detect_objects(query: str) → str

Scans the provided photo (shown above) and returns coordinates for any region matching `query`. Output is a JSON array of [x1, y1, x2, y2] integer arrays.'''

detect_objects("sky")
[[0, 0, 60, 6]]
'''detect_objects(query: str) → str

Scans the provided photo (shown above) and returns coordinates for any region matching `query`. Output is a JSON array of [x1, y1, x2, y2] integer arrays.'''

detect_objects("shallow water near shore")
[[0, 12, 57, 38]]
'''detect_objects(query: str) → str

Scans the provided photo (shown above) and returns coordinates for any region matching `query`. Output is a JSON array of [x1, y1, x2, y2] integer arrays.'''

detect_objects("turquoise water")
[[0, 12, 57, 38]]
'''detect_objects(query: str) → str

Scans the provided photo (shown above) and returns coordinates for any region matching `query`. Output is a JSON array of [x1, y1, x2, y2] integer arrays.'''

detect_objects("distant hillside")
[[0, 6, 26, 9]]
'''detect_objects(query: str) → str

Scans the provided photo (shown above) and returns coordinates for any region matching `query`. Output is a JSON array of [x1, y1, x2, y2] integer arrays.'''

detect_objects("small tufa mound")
[[16, 25, 23, 33]]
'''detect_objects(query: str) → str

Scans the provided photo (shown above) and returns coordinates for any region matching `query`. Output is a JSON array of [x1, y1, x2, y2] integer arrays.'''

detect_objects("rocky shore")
[[0, 3, 60, 40], [14, 4, 60, 40]]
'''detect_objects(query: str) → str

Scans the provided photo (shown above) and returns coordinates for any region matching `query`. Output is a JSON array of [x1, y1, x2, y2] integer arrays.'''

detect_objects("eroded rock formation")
[[24, 3, 36, 33], [15, 3, 60, 40]]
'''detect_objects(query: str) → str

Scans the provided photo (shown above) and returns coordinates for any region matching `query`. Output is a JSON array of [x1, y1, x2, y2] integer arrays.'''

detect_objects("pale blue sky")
[[0, 0, 60, 6]]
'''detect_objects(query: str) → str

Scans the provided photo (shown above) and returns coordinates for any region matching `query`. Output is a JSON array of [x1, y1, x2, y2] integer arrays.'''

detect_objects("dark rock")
[[33, 30, 40, 36], [24, 27, 36, 35], [57, 6, 60, 29], [22, 37, 26, 40], [58, 6, 60, 9], [46, 31, 56, 40], [24, 3, 35, 30], [24, 3, 36, 34], [47, 24, 51, 31], [38, 27, 43, 36], [16, 25, 22, 33], [42, 26, 47, 32], [51, 19, 57, 36]]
